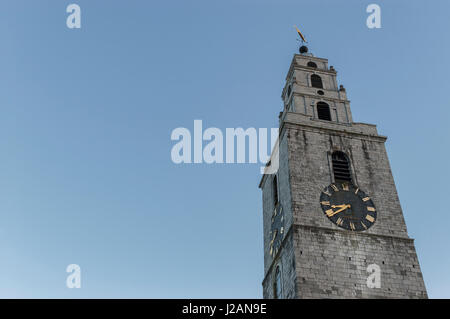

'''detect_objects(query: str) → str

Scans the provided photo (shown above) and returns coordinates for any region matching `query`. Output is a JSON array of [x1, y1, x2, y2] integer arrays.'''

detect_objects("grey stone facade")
[[260, 52, 427, 299]]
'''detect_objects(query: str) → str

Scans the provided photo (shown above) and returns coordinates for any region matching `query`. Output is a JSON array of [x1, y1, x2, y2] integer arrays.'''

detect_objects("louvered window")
[[332, 151, 352, 183], [311, 74, 323, 88], [317, 102, 331, 121]]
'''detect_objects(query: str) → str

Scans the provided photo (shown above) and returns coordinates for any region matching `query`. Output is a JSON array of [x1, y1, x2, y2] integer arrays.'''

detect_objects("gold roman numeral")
[[362, 197, 370, 202], [355, 188, 359, 195], [350, 222, 355, 231], [342, 184, 349, 191], [331, 184, 339, 192], [336, 218, 344, 226], [323, 189, 332, 196], [361, 222, 368, 230], [367, 207, 376, 212], [326, 209, 334, 217], [366, 215, 375, 223], [320, 201, 330, 206]]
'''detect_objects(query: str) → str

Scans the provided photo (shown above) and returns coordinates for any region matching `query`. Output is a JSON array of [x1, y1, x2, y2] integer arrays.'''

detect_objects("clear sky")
[[0, 0, 449, 298]]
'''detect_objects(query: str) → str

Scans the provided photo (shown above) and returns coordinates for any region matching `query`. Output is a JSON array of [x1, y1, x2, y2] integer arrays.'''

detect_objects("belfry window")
[[332, 151, 352, 183], [317, 102, 331, 121], [274, 266, 282, 299], [273, 175, 279, 205], [307, 61, 317, 68], [311, 74, 323, 88]]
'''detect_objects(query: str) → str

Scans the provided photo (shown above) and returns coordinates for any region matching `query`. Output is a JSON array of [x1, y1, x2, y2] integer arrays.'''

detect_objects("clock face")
[[320, 183, 377, 231], [269, 204, 284, 257]]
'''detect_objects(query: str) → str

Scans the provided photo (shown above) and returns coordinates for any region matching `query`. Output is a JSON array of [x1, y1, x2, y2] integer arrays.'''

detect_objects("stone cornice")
[[294, 53, 329, 62], [293, 223, 413, 242], [281, 122, 387, 143], [290, 91, 350, 104], [293, 65, 337, 76], [280, 112, 387, 143]]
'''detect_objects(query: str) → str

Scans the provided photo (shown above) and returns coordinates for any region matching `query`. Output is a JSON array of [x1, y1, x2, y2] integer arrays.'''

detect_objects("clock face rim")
[[319, 183, 377, 231]]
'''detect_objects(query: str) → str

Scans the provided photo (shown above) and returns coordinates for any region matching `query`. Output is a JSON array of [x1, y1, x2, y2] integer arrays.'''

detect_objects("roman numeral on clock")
[[323, 189, 332, 196]]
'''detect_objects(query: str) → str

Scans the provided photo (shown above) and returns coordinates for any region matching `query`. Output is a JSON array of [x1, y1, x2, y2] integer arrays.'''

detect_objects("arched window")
[[332, 151, 352, 183], [273, 175, 279, 205], [317, 102, 331, 121], [274, 266, 282, 299], [311, 74, 323, 88], [307, 61, 317, 68], [287, 85, 291, 98]]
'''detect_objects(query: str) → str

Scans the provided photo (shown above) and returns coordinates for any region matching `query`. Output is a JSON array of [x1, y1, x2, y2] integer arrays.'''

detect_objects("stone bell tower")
[[259, 45, 427, 299]]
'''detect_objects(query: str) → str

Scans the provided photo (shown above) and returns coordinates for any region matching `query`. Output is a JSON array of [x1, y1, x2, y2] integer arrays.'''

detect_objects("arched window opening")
[[307, 61, 317, 68], [274, 266, 282, 299], [332, 151, 352, 183], [287, 85, 292, 98], [317, 102, 331, 121], [311, 74, 323, 88], [273, 175, 279, 205]]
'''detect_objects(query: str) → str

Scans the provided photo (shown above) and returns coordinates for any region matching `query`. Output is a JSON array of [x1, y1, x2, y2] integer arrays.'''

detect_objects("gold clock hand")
[[331, 204, 350, 208], [329, 204, 351, 217]]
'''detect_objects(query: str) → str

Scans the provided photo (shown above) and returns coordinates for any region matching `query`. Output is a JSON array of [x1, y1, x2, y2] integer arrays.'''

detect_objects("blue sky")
[[0, 0, 449, 298]]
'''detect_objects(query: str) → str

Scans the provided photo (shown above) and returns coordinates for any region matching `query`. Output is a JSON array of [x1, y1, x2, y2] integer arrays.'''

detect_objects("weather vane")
[[294, 25, 309, 54], [294, 25, 307, 43]]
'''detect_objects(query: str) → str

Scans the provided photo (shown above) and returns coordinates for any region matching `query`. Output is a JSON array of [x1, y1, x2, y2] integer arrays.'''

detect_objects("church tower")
[[259, 45, 427, 298]]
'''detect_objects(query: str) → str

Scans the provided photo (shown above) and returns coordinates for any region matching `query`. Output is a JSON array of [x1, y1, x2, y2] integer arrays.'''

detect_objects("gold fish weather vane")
[[294, 25, 307, 43]]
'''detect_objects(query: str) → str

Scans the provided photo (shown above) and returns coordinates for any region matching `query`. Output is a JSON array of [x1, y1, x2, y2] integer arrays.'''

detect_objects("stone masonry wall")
[[293, 224, 427, 298], [285, 122, 427, 298]]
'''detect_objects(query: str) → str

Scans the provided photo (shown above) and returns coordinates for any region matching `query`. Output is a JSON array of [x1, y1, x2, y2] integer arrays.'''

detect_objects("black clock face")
[[320, 183, 377, 231], [269, 204, 284, 257]]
